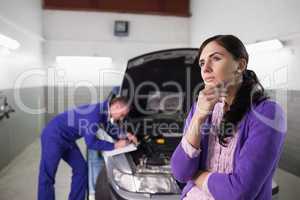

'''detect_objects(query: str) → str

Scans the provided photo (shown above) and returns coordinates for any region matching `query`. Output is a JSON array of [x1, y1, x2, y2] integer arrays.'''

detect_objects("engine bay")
[[124, 115, 183, 174]]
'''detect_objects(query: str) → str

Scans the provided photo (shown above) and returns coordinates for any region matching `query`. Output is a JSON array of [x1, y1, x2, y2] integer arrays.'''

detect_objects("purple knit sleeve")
[[207, 100, 286, 200], [181, 136, 202, 158], [171, 103, 201, 183]]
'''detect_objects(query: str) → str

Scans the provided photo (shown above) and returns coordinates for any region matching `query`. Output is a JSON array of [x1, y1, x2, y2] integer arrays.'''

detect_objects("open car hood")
[[119, 48, 203, 119]]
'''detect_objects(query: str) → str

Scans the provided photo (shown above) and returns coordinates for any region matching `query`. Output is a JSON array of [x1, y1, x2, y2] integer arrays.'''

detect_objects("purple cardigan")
[[171, 100, 286, 200]]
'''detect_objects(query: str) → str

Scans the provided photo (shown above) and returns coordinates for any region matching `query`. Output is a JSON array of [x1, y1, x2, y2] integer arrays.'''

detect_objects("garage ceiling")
[[43, 0, 190, 17]]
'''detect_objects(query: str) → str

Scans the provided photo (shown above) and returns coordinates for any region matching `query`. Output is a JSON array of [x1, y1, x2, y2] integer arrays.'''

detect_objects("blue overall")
[[38, 101, 118, 200]]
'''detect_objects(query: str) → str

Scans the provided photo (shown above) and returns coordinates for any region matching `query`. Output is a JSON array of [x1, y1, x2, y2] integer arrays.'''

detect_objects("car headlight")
[[112, 168, 179, 194], [112, 168, 136, 192]]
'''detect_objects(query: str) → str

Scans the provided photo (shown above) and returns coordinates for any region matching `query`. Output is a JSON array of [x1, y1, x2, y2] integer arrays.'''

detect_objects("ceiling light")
[[0, 33, 20, 50], [0, 46, 11, 56], [246, 39, 283, 53], [56, 56, 112, 67]]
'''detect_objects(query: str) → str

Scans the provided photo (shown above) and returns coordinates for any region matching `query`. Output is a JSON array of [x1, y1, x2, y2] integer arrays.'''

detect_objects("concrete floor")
[[0, 139, 299, 200], [0, 139, 86, 200]]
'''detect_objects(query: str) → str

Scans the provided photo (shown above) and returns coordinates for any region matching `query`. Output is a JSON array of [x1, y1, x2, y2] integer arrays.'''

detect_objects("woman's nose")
[[202, 60, 212, 72]]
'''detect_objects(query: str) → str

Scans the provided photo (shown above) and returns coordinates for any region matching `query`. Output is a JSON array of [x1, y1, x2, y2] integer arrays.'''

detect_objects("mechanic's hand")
[[195, 84, 224, 119], [127, 132, 138, 145], [114, 139, 128, 149]]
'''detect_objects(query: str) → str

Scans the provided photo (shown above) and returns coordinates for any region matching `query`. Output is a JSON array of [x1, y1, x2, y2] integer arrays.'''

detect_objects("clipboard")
[[102, 143, 137, 157], [96, 127, 138, 157]]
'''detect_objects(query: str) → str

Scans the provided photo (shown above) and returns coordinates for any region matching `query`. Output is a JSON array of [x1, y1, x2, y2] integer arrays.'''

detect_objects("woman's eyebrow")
[[199, 52, 224, 62]]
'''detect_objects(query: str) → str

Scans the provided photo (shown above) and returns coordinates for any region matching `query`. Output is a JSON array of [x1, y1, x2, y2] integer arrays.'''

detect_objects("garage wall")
[[42, 10, 191, 126], [190, 0, 300, 177], [190, 0, 300, 90], [0, 0, 45, 171], [190, 0, 300, 44], [43, 10, 190, 86], [0, 0, 45, 89]]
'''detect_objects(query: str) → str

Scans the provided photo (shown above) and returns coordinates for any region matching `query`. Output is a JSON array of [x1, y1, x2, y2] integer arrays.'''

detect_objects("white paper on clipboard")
[[102, 143, 137, 157], [96, 128, 137, 157]]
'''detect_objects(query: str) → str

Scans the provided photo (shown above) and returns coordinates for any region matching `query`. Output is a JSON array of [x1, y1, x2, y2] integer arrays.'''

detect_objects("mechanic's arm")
[[84, 132, 127, 151]]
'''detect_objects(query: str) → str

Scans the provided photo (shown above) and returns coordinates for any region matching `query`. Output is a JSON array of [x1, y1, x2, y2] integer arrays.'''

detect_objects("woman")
[[171, 35, 286, 200]]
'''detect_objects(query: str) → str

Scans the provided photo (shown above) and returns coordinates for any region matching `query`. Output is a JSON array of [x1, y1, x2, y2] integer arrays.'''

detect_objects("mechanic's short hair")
[[109, 96, 129, 107]]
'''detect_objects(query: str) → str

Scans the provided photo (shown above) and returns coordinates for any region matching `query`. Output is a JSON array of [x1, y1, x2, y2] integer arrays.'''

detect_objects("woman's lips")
[[204, 77, 215, 82]]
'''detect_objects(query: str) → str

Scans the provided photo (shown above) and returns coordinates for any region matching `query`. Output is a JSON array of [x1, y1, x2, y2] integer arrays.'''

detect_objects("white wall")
[[190, 0, 300, 90], [0, 0, 45, 171], [0, 0, 44, 89], [43, 10, 190, 86]]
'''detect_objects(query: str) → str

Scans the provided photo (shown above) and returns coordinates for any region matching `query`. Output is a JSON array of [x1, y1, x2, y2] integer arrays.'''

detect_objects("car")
[[89, 48, 280, 200]]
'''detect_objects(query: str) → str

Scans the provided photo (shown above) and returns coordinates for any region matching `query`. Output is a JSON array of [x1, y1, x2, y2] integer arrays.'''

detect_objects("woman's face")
[[199, 41, 243, 87]]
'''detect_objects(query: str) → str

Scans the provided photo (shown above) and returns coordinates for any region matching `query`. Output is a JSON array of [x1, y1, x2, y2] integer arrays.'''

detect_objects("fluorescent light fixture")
[[0, 46, 11, 56], [56, 56, 112, 67], [0, 33, 20, 50], [246, 39, 283, 53]]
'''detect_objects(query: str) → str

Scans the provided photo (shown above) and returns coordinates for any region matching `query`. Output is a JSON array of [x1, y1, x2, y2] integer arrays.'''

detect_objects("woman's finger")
[[202, 88, 218, 95], [204, 94, 219, 101]]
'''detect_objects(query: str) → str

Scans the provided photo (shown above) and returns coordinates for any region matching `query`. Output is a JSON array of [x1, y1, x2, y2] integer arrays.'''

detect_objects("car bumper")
[[109, 184, 180, 200]]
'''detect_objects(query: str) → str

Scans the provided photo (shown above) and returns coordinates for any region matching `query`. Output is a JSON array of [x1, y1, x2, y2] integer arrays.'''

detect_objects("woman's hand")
[[195, 84, 223, 120], [193, 170, 211, 188], [184, 84, 225, 149]]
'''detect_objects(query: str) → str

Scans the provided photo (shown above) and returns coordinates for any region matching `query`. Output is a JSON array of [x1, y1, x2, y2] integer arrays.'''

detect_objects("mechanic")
[[87, 98, 138, 199], [38, 96, 137, 200]]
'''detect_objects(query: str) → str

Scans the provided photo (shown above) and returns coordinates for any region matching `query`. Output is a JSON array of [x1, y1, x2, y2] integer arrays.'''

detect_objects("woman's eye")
[[212, 56, 221, 61], [199, 62, 204, 67]]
